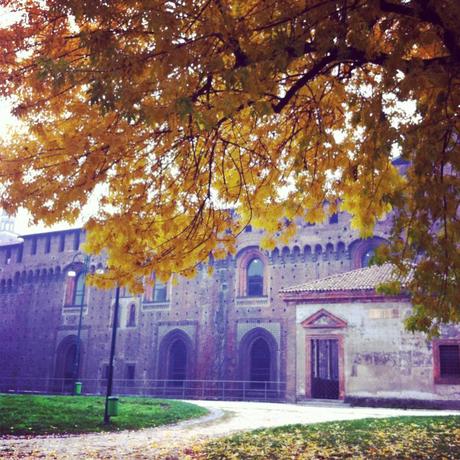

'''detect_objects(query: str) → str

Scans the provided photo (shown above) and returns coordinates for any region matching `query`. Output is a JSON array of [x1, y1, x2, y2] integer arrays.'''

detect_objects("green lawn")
[[0, 393, 208, 435], [190, 416, 460, 459]]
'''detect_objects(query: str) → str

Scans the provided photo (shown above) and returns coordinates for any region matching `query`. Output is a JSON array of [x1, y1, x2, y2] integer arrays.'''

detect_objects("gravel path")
[[1, 400, 459, 459]]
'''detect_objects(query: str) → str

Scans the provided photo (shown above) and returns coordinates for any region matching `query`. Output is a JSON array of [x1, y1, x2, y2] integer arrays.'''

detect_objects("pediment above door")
[[301, 309, 347, 329]]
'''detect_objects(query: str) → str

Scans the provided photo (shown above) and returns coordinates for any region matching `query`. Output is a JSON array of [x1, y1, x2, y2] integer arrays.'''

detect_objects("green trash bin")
[[107, 396, 119, 416], [74, 381, 82, 395]]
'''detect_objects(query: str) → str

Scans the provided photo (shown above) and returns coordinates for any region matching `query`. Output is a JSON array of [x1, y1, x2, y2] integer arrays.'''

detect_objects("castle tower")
[[0, 209, 22, 246], [1, 209, 15, 233]]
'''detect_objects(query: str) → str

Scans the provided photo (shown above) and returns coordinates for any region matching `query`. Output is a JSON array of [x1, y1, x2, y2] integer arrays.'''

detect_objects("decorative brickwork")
[[0, 218, 458, 405]]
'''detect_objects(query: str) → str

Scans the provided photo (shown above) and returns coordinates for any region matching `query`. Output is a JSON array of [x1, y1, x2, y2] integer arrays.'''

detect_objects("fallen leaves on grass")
[[188, 416, 460, 459]]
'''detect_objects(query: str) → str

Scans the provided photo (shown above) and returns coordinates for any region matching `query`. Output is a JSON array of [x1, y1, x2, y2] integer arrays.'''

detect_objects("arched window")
[[73, 273, 86, 306], [361, 248, 375, 267], [349, 237, 388, 269], [237, 248, 269, 297], [127, 304, 136, 327], [336, 242, 346, 259], [64, 271, 86, 306], [247, 258, 264, 296]]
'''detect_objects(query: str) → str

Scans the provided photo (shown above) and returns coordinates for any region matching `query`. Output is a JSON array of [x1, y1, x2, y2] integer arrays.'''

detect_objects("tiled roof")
[[281, 263, 409, 293]]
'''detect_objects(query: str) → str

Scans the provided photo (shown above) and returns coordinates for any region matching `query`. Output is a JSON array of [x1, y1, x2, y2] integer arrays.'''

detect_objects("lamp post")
[[67, 252, 103, 394], [104, 283, 121, 425]]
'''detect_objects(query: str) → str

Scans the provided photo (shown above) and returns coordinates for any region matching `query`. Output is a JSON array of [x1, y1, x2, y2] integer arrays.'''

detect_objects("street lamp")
[[104, 283, 121, 425], [67, 252, 103, 394], [67, 252, 121, 424]]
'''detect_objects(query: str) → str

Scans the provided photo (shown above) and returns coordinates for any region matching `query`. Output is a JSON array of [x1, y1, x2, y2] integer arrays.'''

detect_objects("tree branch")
[[272, 50, 338, 113], [380, 0, 460, 63]]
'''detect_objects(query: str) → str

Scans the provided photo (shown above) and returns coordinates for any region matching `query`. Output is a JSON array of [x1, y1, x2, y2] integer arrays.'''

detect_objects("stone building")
[[281, 264, 460, 405], [0, 210, 459, 407]]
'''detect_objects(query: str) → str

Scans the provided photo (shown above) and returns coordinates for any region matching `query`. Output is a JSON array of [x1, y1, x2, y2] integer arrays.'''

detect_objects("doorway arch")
[[169, 338, 187, 384], [249, 337, 271, 387], [54, 335, 82, 391], [158, 329, 194, 385], [239, 327, 278, 388]]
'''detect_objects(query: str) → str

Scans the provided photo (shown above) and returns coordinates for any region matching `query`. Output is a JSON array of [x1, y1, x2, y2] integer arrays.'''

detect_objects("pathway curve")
[[1, 400, 459, 459]]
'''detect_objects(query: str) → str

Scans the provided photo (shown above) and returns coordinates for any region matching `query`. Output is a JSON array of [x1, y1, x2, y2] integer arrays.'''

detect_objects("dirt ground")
[[1, 400, 459, 459]]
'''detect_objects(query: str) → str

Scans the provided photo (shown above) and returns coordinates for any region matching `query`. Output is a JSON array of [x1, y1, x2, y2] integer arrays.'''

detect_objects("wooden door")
[[311, 338, 339, 399]]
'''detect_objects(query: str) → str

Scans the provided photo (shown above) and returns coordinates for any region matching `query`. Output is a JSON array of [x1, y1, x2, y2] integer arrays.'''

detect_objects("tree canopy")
[[0, 0, 458, 333]]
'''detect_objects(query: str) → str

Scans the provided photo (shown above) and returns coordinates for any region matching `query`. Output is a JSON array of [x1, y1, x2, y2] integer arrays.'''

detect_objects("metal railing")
[[0, 377, 286, 402]]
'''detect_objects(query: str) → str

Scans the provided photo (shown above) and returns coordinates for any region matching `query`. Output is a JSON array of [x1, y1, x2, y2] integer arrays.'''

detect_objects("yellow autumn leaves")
[[0, 0, 458, 331], [189, 417, 460, 460]]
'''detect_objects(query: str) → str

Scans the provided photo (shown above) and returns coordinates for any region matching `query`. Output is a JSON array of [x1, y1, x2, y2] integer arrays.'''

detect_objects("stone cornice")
[[281, 289, 410, 305]]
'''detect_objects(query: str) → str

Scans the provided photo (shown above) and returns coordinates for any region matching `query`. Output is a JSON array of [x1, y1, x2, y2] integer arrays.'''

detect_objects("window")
[[247, 258, 264, 297], [434, 340, 460, 384], [440, 345, 460, 377], [361, 248, 375, 267], [5, 248, 11, 265], [73, 273, 86, 306], [237, 249, 268, 298], [64, 271, 86, 307], [154, 281, 167, 302], [127, 304, 136, 327], [144, 274, 168, 303]]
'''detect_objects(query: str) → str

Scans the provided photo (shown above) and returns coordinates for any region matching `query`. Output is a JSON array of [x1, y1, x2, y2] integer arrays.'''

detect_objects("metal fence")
[[0, 378, 286, 402]]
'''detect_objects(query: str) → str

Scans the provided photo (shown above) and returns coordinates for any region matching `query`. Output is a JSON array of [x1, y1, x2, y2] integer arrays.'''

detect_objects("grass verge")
[[0, 393, 208, 436], [189, 416, 460, 459]]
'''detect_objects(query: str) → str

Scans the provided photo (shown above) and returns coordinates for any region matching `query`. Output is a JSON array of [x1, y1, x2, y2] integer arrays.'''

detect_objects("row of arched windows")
[[271, 242, 346, 261]]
